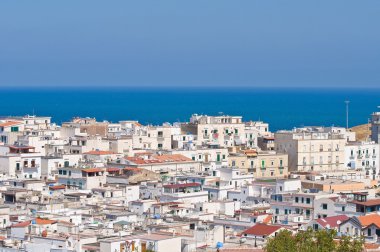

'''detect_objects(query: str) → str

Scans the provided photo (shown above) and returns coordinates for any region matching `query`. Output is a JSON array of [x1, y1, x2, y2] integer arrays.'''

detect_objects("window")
[[322, 204, 328, 210], [217, 154, 221, 162], [295, 197, 299, 203], [192, 156, 195, 161], [285, 209, 288, 214], [275, 208, 279, 214], [158, 143, 163, 148], [368, 229, 372, 236], [306, 198, 311, 204], [342, 206, 345, 212], [11, 126, 19, 132], [222, 154, 226, 159], [64, 161, 69, 167], [261, 160, 265, 168], [59, 170, 63, 175]]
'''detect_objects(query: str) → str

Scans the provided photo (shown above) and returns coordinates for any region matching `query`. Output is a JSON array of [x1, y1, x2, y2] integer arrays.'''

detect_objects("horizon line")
[[1, 84, 380, 90]]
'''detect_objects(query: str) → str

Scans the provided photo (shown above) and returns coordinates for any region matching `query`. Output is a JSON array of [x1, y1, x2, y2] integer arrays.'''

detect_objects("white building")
[[0, 145, 42, 179], [345, 141, 380, 180], [181, 114, 247, 147], [275, 127, 346, 172]]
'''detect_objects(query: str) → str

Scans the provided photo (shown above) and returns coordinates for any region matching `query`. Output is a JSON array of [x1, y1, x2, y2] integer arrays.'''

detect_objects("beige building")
[[132, 124, 180, 150], [275, 128, 346, 172], [301, 179, 365, 192], [181, 114, 246, 147], [228, 149, 288, 179]]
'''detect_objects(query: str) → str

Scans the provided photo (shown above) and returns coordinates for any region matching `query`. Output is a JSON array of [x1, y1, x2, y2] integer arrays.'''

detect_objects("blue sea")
[[1, 87, 379, 131]]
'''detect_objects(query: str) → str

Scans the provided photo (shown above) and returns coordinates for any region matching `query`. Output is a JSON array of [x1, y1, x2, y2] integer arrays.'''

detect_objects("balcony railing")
[[23, 164, 40, 169]]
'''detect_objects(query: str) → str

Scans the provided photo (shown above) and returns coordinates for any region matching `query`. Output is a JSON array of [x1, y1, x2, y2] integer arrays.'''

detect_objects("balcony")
[[23, 164, 40, 169], [349, 156, 355, 160]]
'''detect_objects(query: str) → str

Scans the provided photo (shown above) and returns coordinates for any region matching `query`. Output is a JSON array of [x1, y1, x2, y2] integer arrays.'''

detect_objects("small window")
[[322, 204, 328, 210]]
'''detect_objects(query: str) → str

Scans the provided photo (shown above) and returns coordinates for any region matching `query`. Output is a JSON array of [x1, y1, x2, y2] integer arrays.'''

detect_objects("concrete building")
[[275, 127, 346, 172], [371, 109, 380, 143], [345, 141, 380, 180], [181, 114, 246, 147], [0, 145, 42, 179], [228, 149, 288, 179]]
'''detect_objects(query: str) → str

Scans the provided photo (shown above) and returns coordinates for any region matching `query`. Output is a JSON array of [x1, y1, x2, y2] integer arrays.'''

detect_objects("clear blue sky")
[[1, 0, 379, 88]]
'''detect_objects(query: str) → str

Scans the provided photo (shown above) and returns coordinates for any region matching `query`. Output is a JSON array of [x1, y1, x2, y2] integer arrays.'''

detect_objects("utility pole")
[[345, 101, 350, 129]]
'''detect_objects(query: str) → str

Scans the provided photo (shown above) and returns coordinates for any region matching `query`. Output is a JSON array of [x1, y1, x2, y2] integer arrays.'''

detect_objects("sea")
[[1, 87, 380, 131]]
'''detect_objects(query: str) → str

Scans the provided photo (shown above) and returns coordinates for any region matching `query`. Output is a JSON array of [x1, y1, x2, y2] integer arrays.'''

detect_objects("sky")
[[0, 0, 379, 88]]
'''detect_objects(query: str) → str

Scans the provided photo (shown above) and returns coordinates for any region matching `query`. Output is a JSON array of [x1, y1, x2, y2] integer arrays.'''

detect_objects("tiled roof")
[[0, 121, 22, 127], [107, 167, 121, 172], [358, 213, 380, 228], [82, 168, 103, 173], [11, 221, 31, 228], [127, 154, 192, 165], [262, 215, 273, 224], [163, 183, 201, 189], [154, 154, 192, 162], [36, 218, 57, 225], [242, 223, 283, 236], [351, 199, 380, 207], [49, 185, 66, 190], [316, 215, 349, 228]]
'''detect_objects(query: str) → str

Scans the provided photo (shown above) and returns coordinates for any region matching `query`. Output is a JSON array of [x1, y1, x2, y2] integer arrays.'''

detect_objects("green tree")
[[336, 235, 364, 252], [265, 228, 364, 252], [266, 229, 296, 252]]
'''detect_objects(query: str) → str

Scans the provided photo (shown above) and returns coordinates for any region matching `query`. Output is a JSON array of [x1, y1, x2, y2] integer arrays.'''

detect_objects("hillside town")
[[1, 111, 380, 252]]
